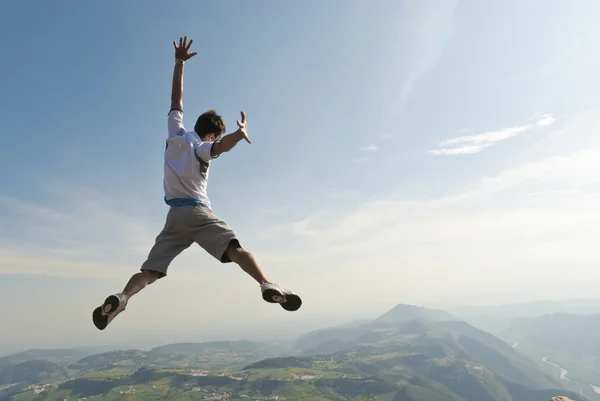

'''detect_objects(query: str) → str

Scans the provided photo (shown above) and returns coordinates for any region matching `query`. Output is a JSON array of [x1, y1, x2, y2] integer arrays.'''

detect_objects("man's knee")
[[225, 240, 251, 263], [140, 270, 163, 284]]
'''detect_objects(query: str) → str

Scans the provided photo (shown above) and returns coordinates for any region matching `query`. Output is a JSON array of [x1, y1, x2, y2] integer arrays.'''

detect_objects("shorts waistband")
[[164, 197, 209, 208]]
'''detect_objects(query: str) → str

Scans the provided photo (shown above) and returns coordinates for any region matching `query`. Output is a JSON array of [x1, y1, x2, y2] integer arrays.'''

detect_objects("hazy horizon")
[[3, 0, 600, 355], [4, 296, 600, 356]]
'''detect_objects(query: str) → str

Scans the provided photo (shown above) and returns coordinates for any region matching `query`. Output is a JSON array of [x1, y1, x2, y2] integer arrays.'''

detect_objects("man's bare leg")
[[93, 270, 163, 330], [123, 270, 162, 298], [225, 242, 269, 285], [224, 241, 302, 311]]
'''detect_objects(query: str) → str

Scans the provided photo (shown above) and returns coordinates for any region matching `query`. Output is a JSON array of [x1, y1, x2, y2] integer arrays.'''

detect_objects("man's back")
[[163, 109, 217, 208]]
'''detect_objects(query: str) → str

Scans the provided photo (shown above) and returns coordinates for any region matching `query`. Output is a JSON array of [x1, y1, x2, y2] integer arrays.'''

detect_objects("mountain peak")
[[375, 304, 455, 323]]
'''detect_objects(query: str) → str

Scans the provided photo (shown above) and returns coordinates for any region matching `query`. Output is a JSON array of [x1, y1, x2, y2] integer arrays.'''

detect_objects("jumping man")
[[92, 36, 302, 331]]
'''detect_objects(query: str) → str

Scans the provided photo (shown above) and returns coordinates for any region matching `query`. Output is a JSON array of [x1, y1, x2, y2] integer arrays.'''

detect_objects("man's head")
[[194, 110, 226, 141]]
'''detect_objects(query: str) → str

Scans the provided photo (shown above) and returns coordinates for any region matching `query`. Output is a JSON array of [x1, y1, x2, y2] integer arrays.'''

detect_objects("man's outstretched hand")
[[236, 111, 251, 144], [173, 36, 197, 61], [211, 112, 251, 156]]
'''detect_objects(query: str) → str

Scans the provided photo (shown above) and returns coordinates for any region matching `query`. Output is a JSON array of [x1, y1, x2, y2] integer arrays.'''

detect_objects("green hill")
[[0, 348, 96, 365], [0, 359, 67, 386], [149, 339, 283, 356], [64, 340, 285, 373], [6, 360, 588, 401]]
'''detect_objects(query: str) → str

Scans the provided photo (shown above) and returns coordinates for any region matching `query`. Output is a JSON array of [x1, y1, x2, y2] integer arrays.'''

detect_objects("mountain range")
[[0, 303, 590, 401]]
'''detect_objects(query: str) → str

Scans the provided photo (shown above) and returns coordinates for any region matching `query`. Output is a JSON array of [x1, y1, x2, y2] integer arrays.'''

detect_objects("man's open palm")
[[173, 36, 197, 61]]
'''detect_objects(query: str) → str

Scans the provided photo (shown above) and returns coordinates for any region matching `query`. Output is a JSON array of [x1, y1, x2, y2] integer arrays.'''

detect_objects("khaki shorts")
[[140, 205, 239, 277]]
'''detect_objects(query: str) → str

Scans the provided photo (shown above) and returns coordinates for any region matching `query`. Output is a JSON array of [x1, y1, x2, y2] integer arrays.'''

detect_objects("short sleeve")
[[195, 141, 220, 163], [168, 109, 185, 137]]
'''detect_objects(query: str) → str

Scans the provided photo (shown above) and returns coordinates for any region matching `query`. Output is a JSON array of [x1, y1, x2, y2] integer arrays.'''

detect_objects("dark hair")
[[194, 110, 226, 139]]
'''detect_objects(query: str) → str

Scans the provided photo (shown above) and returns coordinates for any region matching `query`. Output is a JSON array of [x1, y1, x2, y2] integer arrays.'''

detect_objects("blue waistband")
[[164, 197, 209, 208]]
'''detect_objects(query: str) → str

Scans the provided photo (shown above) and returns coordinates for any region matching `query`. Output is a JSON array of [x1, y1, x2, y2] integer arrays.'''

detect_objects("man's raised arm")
[[170, 36, 197, 112]]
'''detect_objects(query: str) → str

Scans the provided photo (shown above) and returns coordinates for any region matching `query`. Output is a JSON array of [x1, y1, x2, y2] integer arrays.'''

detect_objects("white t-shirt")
[[163, 109, 219, 208]]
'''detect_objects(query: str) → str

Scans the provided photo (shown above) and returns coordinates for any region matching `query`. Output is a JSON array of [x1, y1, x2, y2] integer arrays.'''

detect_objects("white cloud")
[[429, 113, 556, 156], [360, 145, 379, 152], [381, 134, 394, 140], [428, 144, 494, 156]]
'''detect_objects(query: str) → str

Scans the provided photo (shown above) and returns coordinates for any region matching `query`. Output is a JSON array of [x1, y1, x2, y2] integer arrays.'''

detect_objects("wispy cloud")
[[295, 143, 600, 246], [0, 183, 317, 281], [0, 187, 161, 278], [429, 113, 556, 156], [381, 134, 394, 140], [390, 0, 459, 112], [360, 145, 379, 152]]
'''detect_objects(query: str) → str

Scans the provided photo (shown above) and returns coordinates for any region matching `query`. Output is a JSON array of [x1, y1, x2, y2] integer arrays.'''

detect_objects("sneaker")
[[260, 283, 302, 312], [92, 293, 128, 330]]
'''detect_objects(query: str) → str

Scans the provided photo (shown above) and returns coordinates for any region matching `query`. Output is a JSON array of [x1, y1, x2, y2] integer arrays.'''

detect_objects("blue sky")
[[3, 0, 600, 353]]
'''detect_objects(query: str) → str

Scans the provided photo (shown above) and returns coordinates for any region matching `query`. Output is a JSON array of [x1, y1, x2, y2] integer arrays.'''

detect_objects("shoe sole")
[[262, 288, 285, 303], [92, 295, 121, 331], [280, 294, 302, 312], [262, 288, 302, 312]]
